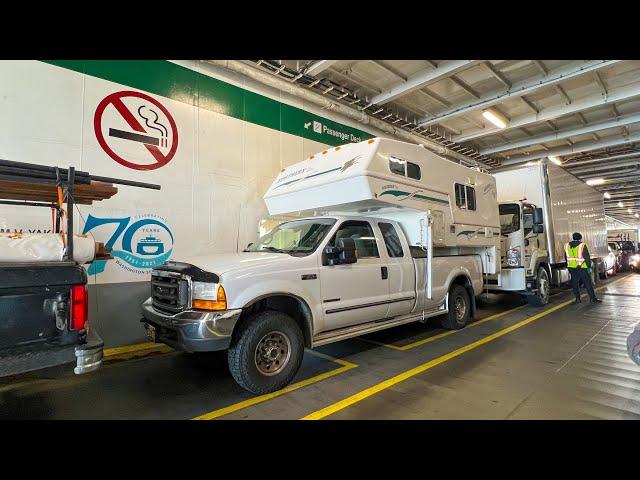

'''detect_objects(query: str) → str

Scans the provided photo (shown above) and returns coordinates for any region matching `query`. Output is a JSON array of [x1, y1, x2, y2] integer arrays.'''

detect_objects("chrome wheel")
[[454, 296, 466, 322], [539, 275, 549, 302], [254, 331, 291, 376]]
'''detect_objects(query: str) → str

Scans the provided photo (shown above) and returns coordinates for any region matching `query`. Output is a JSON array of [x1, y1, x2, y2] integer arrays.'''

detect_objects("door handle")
[[381, 266, 388, 280]]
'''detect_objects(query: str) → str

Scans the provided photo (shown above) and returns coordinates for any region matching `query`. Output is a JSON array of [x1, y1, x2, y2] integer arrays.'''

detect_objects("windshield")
[[499, 203, 520, 235], [245, 218, 337, 255]]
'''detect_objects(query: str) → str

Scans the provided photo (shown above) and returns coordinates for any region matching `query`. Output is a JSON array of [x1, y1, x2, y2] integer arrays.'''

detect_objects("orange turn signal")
[[192, 285, 227, 311]]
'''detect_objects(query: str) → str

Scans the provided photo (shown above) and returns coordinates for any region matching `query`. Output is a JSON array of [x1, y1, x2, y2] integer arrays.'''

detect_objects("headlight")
[[192, 281, 227, 311], [506, 247, 521, 267]]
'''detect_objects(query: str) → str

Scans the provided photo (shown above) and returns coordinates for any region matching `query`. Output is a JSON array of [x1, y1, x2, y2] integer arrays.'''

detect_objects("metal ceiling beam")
[[577, 167, 640, 179], [371, 60, 481, 105], [306, 60, 339, 76], [210, 60, 489, 168], [520, 96, 538, 114], [565, 151, 640, 167], [456, 78, 640, 143], [483, 62, 511, 88], [419, 60, 619, 128], [533, 60, 548, 75], [501, 132, 640, 165], [480, 113, 640, 155], [370, 61, 407, 82], [450, 76, 480, 98], [556, 85, 572, 105], [568, 159, 640, 174]]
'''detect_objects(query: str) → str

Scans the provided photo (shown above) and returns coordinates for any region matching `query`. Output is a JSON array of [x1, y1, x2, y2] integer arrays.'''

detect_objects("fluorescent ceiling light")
[[603, 192, 611, 199], [548, 156, 563, 166], [618, 201, 624, 207], [586, 178, 605, 186], [628, 208, 633, 214], [636, 213, 639, 218], [482, 108, 509, 129]]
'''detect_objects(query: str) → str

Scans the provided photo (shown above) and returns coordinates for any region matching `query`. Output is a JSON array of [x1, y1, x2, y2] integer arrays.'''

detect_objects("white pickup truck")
[[142, 215, 482, 394], [142, 137, 499, 394]]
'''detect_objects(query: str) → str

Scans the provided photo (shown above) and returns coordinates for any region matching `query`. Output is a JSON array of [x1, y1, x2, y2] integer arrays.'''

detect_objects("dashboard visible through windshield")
[[245, 218, 337, 256]]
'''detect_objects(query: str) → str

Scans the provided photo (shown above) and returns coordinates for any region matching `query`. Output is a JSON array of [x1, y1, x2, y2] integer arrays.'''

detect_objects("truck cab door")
[[378, 221, 416, 317], [319, 220, 390, 331]]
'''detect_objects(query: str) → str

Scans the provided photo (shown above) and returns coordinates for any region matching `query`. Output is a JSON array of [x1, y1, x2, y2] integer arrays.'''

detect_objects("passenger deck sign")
[[94, 91, 178, 170]]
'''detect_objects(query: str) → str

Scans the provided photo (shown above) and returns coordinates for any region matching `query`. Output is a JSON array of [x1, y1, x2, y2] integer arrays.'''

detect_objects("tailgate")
[[0, 263, 86, 349]]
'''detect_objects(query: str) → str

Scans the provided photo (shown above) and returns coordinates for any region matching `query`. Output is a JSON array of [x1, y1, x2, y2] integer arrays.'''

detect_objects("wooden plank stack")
[[0, 179, 118, 205]]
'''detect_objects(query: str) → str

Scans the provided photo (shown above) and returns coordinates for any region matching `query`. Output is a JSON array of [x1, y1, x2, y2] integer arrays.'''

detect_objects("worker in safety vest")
[[564, 232, 602, 304]]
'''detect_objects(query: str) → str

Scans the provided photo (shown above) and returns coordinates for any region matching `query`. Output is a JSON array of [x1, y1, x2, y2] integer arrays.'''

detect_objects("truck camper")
[[142, 138, 503, 394]]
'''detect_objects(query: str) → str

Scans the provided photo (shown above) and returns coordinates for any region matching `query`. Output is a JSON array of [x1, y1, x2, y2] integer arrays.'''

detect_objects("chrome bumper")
[[74, 334, 104, 375], [140, 298, 241, 352]]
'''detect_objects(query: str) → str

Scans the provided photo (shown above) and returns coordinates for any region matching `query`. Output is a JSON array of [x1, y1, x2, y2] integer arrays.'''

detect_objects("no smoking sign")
[[94, 91, 179, 170]]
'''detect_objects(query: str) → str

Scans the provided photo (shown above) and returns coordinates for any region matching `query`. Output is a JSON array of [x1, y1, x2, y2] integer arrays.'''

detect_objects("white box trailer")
[[488, 159, 613, 305]]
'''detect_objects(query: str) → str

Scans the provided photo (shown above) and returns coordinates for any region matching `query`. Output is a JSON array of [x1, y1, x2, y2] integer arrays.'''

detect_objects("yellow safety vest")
[[565, 242, 588, 269]]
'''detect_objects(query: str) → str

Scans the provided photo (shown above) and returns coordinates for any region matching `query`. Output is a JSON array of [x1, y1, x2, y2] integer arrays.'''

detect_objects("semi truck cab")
[[494, 200, 550, 305]]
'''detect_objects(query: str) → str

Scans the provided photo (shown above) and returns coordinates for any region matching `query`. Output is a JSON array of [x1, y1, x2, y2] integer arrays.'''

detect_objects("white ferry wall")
[[0, 60, 374, 346], [264, 137, 501, 274]]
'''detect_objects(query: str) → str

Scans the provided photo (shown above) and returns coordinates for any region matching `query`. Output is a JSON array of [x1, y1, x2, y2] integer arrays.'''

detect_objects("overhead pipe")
[[209, 60, 490, 169]]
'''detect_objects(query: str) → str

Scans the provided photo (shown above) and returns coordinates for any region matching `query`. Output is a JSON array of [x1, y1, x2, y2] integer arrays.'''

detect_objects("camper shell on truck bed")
[[264, 137, 501, 275]]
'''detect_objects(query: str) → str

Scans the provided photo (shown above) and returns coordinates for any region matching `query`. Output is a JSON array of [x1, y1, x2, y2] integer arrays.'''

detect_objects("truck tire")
[[527, 267, 550, 306], [441, 285, 471, 330], [227, 310, 304, 395]]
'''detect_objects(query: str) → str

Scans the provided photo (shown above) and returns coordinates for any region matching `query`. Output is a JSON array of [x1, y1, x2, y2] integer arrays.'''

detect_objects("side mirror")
[[533, 224, 544, 234], [337, 237, 357, 264], [533, 208, 544, 225]]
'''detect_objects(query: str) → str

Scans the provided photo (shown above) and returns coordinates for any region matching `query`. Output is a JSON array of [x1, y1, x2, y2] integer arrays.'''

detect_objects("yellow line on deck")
[[301, 276, 627, 420], [192, 350, 358, 420], [360, 304, 528, 351], [103, 342, 173, 361]]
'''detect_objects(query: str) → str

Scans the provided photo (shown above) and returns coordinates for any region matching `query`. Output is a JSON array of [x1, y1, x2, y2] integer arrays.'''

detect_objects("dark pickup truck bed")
[[0, 261, 103, 378]]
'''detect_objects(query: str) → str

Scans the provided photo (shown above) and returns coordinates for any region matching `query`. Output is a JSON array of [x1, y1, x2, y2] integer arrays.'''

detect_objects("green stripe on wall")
[[44, 60, 373, 147]]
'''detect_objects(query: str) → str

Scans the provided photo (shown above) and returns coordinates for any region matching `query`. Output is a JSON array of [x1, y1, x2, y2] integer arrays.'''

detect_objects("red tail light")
[[70, 284, 88, 331]]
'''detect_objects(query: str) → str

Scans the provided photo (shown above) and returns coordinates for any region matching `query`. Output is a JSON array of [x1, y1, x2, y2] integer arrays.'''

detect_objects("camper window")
[[454, 183, 476, 211], [388, 155, 421, 180], [378, 222, 404, 257], [465, 186, 476, 211], [330, 220, 379, 258], [407, 162, 421, 180]]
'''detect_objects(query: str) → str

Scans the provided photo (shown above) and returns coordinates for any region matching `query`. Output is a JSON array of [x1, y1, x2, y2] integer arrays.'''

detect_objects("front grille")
[[151, 272, 189, 313]]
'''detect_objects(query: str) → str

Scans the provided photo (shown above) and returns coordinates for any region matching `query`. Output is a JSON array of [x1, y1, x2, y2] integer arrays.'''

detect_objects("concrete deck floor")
[[1, 273, 638, 420]]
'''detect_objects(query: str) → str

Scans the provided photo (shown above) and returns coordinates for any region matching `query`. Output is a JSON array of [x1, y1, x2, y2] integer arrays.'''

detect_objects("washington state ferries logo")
[[83, 213, 173, 276]]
